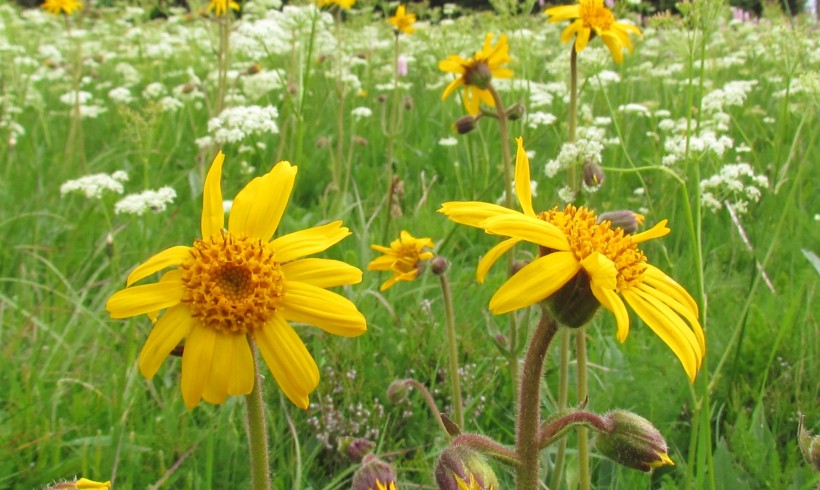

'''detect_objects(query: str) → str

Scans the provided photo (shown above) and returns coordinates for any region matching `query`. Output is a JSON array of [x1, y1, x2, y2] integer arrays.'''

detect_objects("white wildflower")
[[108, 86, 134, 104], [115, 187, 177, 215], [60, 171, 129, 199], [351, 106, 372, 120], [207, 105, 279, 145], [438, 137, 458, 147]]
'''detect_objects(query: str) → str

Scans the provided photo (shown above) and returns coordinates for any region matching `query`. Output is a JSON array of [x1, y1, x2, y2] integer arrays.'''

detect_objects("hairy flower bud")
[[583, 159, 605, 188], [339, 437, 376, 462], [597, 210, 645, 236], [596, 410, 674, 472], [351, 455, 397, 490], [798, 413, 820, 472], [435, 445, 498, 490], [431, 256, 450, 276], [454, 115, 477, 135], [505, 103, 525, 121], [387, 379, 411, 404]]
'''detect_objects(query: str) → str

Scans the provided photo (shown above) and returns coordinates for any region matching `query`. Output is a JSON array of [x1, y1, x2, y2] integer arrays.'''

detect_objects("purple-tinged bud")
[[454, 115, 477, 135], [431, 257, 450, 276], [505, 103, 525, 121], [596, 410, 674, 472], [597, 210, 645, 236], [339, 437, 376, 462], [387, 379, 411, 404], [583, 159, 605, 188], [403, 95, 413, 111], [351, 455, 397, 490], [435, 445, 498, 490]]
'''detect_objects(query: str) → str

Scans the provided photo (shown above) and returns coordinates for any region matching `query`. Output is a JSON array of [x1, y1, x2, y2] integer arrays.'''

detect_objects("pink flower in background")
[[397, 55, 408, 77]]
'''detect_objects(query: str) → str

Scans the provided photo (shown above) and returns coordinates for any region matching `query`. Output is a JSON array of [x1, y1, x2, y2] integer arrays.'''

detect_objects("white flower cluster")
[[700, 163, 769, 215], [108, 86, 135, 105], [526, 111, 557, 128], [207, 105, 279, 145], [618, 103, 651, 116], [662, 130, 734, 166], [114, 187, 177, 215], [60, 171, 129, 199], [142, 82, 167, 100], [350, 106, 372, 120], [701, 80, 757, 113], [242, 68, 286, 101], [545, 126, 606, 178], [59, 90, 107, 119]]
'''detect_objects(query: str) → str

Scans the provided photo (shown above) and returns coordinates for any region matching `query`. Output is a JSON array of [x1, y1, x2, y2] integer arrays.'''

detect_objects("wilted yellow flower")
[[367, 231, 434, 290], [107, 152, 367, 409], [439, 33, 513, 116], [439, 138, 705, 381], [318, 0, 355, 9], [207, 0, 240, 16], [545, 0, 642, 63], [40, 0, 83, 15], [388, 4, 416, 35]]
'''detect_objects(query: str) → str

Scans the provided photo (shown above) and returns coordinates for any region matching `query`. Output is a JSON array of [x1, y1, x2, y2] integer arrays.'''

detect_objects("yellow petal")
[[228, 161, 298, 242], [441, 77, 464, 101], [574, 26, 591, 52], [601, 33, 624, 64], [282, 258, 363, 288], [201, 152, 225, 239], [581, 252, 617, 290], [255, 314, 319, 409], [281, 282, 367, 337], [637, 282, 704, 354], [126, 245, 190, 287], [181, 324, 218, 409], [270, 221, 351, 262], [366, 255, 396, 271], [139, 304, 194, 379], [622, 289, 701, 381], [594, 286, 631, 342], [480, 213, 570, 251], [544, 4, 580, 22], [438, 201, 520, 228], [439, 56, 467, 75], [631, 219, 670, 243], [491, 67, 514, 79], [514, 137, 535, 217], [561, 21, 583, 44], [489, 252, 580, 314], [476, 238, 520, 284], [107, 271, 183, 318], [642, 264, 699, 317], [203, 332, 254, 404]]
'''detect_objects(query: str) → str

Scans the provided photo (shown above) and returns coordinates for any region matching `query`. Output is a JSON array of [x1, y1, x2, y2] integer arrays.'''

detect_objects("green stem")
[[439, 273, 464, 430], [576, 328, 590, 490], [451, 433, 520, 468], [488, 84, 519, 392], [515, 309, 559, 490], [380, 34, 402, 244], [245, 339, 271, 490], [567, 45, 579, 189], [549, 329, 570, 490], [401, 378, 451, 436]]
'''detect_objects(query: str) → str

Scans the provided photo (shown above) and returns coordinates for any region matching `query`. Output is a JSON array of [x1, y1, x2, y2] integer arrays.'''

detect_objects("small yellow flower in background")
[[46, 478, 111, 489], [439, 138, 705, 381], [317, 0, 355, 9], [40, 0, 83, 15], [207, 0, 239, 16], [107, 152, 367, 409], [545, 0, 642, 64], [374, 482, 396, 490], [388, 4, 416, 35], [439, 33, 513, 116], [367, 231, 434, 291]]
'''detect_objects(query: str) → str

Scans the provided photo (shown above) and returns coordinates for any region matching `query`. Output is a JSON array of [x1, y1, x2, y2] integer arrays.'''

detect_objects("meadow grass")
[[0, 1, 818, 488]]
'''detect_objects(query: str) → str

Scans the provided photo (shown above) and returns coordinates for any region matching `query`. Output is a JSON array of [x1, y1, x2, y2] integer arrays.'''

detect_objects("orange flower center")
[[538, 205, 646, 291], [180, 233, 285, 334], [580, 0, 615, 30]]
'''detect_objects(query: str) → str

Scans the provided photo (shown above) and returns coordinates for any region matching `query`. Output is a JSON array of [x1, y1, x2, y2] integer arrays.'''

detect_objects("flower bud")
[[339, 437, 375, 462], [597, 210, 645, 236], [431, 257, 450, 276], [505, 103, 525, 121], [595, 410, 674, 472], [351, 454, 397, 490], [582, 159, 605, 188], [353, 135, 368, 146], [387, 379, 411, 404], [798, 413, 820, 472], [435, 446, 498, 490], [403, 95, 413, 111], [454, 115, 477, 135], [378, 94, 388, 104], [246, 63, 262, 75]]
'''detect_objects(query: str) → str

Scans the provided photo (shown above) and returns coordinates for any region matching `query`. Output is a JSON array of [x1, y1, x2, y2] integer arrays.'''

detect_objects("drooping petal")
[[282, 258, 363, 288], [201, 151, 225, 239], [622, 289, 702, 381], [270, 221, 351, 262], [642, 264, 699, 317], [582, 252, 631, 341], [228, 161, 298, 241], [561, 20, 583, 44], [438, 201, 518, 228], [281, 282, 367, 337], [514, 137, 535, 217], [255, 314, 319, 409], [107, 270, 183, 318], [574, 25, 592, 53], [600, 33, 624, 64], [595, 286, 631, 342], [181, 324, 218, 409], [126, 245, 191, 287], [139, 304, 195, 379], [636, 282, 704, 354], [476, 238, 520, 284], [480, 213, 570, 251], [202, 332, 254, 404], [441, 78, 464, 101], [489, 252, 580, 314]]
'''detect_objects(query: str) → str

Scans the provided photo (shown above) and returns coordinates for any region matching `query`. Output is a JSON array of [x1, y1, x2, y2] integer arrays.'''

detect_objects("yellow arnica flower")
[[388, 4, 416, 35], [317, 0, 355, 9], [439, 33, 513, 116], [439, 138, 705, 381], [106, 152, 367, 409], [40, 0, 83, 15], [208, 0, 240, 16], [545, 0, 642, 64], [367, 231, 434, 291]]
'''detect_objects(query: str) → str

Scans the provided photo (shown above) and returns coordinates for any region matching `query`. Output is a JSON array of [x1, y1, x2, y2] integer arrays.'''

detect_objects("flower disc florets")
[[181, 232, 285, 334], [539, 205, 646, 292]]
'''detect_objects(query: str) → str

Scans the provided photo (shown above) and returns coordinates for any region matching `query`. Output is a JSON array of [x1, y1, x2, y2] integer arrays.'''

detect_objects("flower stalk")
[[439, 272, 464, 430], [245, 339, 271, 490]]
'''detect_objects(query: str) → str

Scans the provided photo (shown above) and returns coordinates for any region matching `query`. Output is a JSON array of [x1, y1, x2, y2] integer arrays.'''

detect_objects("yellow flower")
[[207, 0, 240, 16], [107, 152, 367, 409], [438, 33, 513, 116], [545, 0, 642, 64], [439, 138, 705, 381], [47, 478, 111, 490], [317, 0, 355, 9], [388, 4, 416, 35], [40, 0, 83, 15], [367, 231, 434, 291]]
